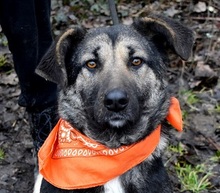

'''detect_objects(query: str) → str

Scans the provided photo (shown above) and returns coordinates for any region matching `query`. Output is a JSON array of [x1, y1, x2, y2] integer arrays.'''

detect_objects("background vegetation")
[[0, 0, 219, 192]]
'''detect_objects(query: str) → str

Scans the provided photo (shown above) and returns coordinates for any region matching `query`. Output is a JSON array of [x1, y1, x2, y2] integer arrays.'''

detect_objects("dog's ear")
[[132, 14, 194, 60], [36, 27, 86, 88]]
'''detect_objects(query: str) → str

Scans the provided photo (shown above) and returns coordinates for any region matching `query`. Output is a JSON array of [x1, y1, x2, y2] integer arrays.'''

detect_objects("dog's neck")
[[38, 97, 182, 190]]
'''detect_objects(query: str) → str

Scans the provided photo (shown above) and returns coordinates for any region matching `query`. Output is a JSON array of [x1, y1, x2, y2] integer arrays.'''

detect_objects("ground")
[[0, 0, 219, 193]]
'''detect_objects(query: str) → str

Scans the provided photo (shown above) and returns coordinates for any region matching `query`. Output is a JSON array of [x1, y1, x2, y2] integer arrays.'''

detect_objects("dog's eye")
[[131, 58, 142, 66], [86, 61, 97, 69]]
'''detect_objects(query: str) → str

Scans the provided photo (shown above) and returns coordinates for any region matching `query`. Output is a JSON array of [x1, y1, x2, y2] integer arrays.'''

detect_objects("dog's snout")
[[104, 89, 129, 112]]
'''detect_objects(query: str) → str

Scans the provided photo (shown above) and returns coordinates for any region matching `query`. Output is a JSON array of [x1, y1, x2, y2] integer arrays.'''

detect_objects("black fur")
[[36, 14, 194, 193]]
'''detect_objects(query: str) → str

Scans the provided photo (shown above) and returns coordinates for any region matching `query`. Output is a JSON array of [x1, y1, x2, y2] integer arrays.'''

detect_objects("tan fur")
[[35, 15, 194, 192], [56, 29, 75, 66], [140, 17, 176, 40]]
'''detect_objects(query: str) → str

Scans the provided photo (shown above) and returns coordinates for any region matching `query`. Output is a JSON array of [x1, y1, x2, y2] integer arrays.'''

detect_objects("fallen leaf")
[[0, 73, 18, 86], [164, 6, 180, 17], [195, 61, 217, 78], [190, 61, 219, 89], [193, 2, 207, 13]]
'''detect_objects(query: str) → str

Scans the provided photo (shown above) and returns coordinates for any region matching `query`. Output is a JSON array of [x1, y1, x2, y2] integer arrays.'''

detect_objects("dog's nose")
[[104, 89, 129, 112]]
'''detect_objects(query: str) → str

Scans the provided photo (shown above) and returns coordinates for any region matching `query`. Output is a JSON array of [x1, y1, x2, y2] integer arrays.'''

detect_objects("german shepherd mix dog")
[[34, 15, 194, 193]]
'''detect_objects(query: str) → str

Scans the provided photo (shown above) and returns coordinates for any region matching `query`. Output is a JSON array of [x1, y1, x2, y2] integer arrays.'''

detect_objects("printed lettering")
[[113, 149, 119, 154], [78, 149, 83, 156], [72, 149, 77, 156], [109, 150, 114, 155], [68, 149, 72, 156]]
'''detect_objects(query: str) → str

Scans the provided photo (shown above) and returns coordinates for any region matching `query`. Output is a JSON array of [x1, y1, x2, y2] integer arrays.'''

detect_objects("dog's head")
[[36, 15, 194, 148]]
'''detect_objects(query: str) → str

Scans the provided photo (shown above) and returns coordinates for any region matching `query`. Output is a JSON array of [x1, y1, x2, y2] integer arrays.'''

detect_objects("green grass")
[[0, 33, 8, 47], [181, 109, 188, 120], [0, 55, 13, 74], [168, 143, 215, 192], [0, 55, 7, 68], [0, 148, 5, 160], [214, 104, 220, 114], [175, 162, 213, 193], [168, 142, 187, 156], [181, 90, 200, 105], [210, 150, 220, 163]]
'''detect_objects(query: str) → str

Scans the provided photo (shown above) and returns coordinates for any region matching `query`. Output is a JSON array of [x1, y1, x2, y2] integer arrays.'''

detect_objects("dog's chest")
[[104, 177, 124, 193]]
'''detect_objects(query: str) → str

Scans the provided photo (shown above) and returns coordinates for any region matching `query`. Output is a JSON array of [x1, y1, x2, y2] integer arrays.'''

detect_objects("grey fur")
[[36, 14, 194, 193]]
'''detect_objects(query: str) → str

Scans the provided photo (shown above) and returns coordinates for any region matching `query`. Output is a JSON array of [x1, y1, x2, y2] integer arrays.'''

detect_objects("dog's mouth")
[[109, 118, 126, 128], [105, 115, 129, 129]]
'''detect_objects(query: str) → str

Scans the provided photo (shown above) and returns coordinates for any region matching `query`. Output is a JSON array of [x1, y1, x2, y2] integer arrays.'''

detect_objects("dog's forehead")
[[79, 24, 151, 59], [86, 24, 139, 41]]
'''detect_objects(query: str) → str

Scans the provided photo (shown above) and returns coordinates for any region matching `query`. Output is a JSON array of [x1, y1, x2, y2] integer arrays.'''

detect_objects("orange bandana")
[[38, 97, 182, 190]]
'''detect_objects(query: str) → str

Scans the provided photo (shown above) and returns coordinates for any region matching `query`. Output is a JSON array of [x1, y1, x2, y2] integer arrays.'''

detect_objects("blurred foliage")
[[0, 148, 5, 160], [0, 33, 8, 47], [175, 162, 213, 193]]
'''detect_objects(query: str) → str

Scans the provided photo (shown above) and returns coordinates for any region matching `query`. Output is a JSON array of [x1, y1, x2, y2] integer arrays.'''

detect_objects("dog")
[[34, 14, 194, 193]]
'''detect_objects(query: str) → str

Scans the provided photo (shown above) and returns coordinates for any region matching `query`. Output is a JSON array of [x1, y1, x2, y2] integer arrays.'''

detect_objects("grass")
[[0, 55, 13, 74], [0, 55, 7, 68], [0, 148, 5, 160], [168, 142, 187, 156], [214, 104, 220, 114], [179, 90, 201, 114], [210, 150, 220, 163], [180, 90, 200, 106], [0, 33, 8, 47], [168, 143, 215, 192], [181, 109, 188, 120], [175, 162, 213, 193]]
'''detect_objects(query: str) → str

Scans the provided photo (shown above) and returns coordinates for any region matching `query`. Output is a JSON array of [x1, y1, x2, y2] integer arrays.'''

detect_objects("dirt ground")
[[0, 1, 219, 193]]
